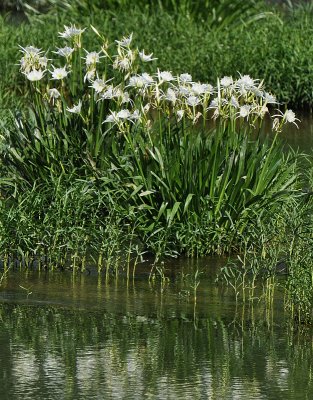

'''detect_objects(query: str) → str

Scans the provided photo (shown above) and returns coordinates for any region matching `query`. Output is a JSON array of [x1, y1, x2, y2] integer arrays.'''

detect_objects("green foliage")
[[0, 175, 142, 273], [0, 23, 303, 268], [217, 176, 313, 324]]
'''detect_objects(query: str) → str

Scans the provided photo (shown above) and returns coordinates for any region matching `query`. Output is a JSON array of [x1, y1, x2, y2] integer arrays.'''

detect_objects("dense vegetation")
[[0, 0, 313, 322]]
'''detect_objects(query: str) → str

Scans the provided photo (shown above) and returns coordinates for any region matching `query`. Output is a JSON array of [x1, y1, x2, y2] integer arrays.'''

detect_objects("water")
[[1, 259, 313, 400]]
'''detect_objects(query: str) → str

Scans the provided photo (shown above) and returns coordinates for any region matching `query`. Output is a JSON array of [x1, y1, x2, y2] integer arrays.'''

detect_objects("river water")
[[0, 257, 313, 400]]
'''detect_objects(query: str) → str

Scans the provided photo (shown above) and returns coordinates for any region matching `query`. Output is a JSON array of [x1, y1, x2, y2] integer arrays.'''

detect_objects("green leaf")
[[183, 193, 194, 214], [166, 202, 181, 227]]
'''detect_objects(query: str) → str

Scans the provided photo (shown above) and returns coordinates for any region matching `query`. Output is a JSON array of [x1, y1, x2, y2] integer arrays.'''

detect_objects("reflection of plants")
[[1, 302, 313, 398], [285, 209, 313, 324], [178, 268, 202, 309], [218, 260, 247, 303], [19, 284, 33, 298], [190, 269, 202, 304], [149, 262, 170, 287]]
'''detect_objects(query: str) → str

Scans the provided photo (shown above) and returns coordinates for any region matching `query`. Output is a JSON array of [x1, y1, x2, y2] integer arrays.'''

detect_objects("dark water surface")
[[1, 258, 313, 400]]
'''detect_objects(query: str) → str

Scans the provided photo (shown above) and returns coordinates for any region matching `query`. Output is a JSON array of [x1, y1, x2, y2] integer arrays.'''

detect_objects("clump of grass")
[[0, 174, 145, 275]]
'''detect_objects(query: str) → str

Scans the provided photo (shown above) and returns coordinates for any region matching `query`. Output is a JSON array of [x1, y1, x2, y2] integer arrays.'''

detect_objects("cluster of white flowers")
[[19, 46, 48, 81], [19, 25, 299, 132], [83, 50, 103, 82]]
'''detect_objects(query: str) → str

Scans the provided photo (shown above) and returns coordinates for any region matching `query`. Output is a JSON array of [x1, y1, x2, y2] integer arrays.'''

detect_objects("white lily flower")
[[101, 86, 116, 100], [128, 75, 146, 89], [230, 96, 239, 108], [208, 98, 219, 109], [130, 110, 141, 121], [48, 88, 61, 99], [139, 50, 157, 62], [163, 88, 177, 104], [59, 24, 86, 39], [117, 109, 131, 119], [53, 46, 75, 58], [114, 88, 123, 98], [67, 100, 82, 114], [284, 109, 300, 128], [104, 112, 118, 123], [176, 110, 184, 121], [284, 109, 297, 123], [179, 73, 193, 83], [91, 79, 107, 93], [19, 45, 48, 74], [84, 50, 101, 66], [113, 56, 132, 72], [121, 92, 131, 104], [236, 74, 258, 90], [272, 109, 300, 128], [38, 57, 48, 69], [19, 45, 42, 56], [20, 58, 31, 73], [220, 76, 233, 87], [186, 96, 200, 107], [264, 92, 277, 104], [141, 73, 154, 85], [191, 83, 213, 96], [239, 105, 251, 118], [158, 70, 175, 82], [84, 69, 96, 82], [115, 33, 133, 47], [178, 86, 191, 96], [50, 66, 69, 80], [26, 69, 45, 81]]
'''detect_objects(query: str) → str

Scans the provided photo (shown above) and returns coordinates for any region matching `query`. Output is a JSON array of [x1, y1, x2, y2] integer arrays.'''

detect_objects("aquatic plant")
[[0, 3, 312, 329], [217, 178, 313, 325], [0, 23, 303, 276]]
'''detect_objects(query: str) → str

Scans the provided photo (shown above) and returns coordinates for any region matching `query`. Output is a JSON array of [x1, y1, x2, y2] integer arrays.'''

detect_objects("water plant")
[[0, 23, 303, 280]]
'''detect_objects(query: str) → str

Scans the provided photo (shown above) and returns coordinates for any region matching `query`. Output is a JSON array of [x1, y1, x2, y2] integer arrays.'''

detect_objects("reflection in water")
[[0, 268, 313, 399]]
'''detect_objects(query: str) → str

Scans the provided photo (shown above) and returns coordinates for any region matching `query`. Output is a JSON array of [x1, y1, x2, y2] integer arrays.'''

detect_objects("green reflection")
[[0, 302, 313, 400]]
